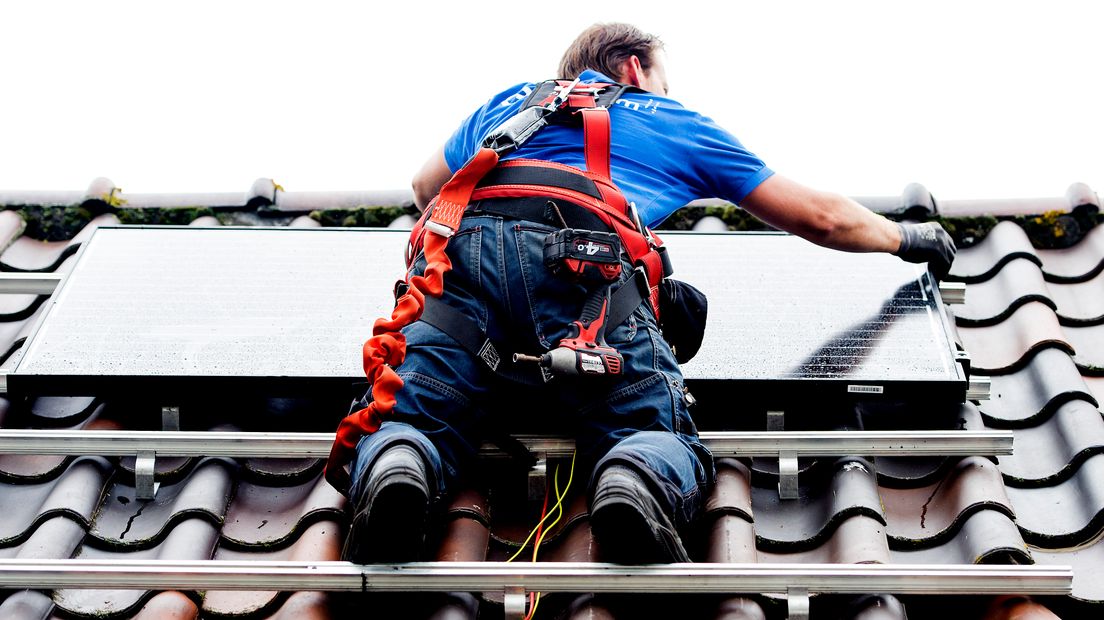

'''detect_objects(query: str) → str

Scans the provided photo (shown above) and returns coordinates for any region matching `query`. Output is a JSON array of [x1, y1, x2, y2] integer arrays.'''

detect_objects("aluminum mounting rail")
[[0, 428, 1013, 459], [0, 273, 63, 295], [0, 560, 1071, 595]]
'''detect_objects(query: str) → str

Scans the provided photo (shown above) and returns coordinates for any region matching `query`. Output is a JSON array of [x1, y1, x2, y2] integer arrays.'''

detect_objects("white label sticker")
[[847, 384, 884, 394]]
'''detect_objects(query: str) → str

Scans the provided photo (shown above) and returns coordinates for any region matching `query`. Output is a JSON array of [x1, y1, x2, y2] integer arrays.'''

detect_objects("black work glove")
[[894, 222, 956, 280]]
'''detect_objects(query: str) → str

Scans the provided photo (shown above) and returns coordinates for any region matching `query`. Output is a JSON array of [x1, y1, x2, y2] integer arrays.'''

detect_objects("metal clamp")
[[766, 410, 785, 431], [787, 587, 810, 620], [778, 450, 799, 500], [161, 406, 180, 432], [967, 376, 991, 401], [503, 586, 528, 620], [938, 281, 966, 305], [528, 458, 548, 503], [135, 450, 159, 500]]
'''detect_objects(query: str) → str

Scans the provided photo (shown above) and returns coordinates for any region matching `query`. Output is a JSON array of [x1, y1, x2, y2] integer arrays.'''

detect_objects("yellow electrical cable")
[[533, 451, 575, 554], [506, 451, 578, 619], [506, 451, 576, 563]]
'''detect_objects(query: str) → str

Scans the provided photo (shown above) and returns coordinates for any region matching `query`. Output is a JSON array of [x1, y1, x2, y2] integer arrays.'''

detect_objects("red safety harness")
[[326, 80, 670, 494]]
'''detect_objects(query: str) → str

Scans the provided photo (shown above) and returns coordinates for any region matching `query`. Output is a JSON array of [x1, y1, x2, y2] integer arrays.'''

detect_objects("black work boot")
[[590, 465, 692, 564], [342, 444, 431, 564]]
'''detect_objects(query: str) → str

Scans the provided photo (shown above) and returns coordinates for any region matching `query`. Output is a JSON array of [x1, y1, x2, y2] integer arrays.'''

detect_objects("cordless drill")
[[514, 285, 623, 377]]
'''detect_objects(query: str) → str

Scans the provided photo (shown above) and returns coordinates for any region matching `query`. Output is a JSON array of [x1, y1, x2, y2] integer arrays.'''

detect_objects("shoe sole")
[[592, 483, 691, 564], [344, 468, 429, 564]]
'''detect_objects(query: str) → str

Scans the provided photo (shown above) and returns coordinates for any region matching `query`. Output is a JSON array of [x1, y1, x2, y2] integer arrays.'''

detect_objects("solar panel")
[[10, 227, 404, 398], [661, 232, 966, 409], [9, 227, 965, 406]]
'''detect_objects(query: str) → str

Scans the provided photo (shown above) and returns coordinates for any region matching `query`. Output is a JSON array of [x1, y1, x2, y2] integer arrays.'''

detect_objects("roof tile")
[[56, 518, 220, 618], [0, 590, 55, 620], [888, 508, 1029, 565], [1062, 323, 1104, 374], [206, 519, 340, 618], [947, 221, 1039, 283], [956, 302, 1072, 374], [712, 597, 768, 620], [263, 591, 331, 620], [982, 596, 1063, 620], [1006, 454, 1104, 546], [953, 258, 1054, 327], [0, 213, 118, 272], [998, 399, 1104, 486], [757, 513, 890, 564], [220, 472, 344, 549], [130, 591, 199, 620], [1036, 222, 1104, 283], [1048, 269, 1104, 325], [752, 458, 884, 550], [0, 514, 86, 560], [435, 487, 490, 562], [979, 348, 1096, 427], [241, 458, 322, 482], [0, 456, 111, 546], [1031, 540, 1104, 604]]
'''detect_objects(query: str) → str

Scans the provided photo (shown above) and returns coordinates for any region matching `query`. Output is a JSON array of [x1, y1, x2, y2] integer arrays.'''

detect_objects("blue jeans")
[[349, 212, 713, 529]]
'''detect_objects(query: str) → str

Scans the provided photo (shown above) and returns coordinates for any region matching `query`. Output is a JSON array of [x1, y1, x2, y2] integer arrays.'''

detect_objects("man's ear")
[[618, 55, 646, 87]]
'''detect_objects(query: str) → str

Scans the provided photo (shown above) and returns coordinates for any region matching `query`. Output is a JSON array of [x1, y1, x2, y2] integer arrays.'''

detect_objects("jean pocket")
[[514, 224, 588, 348]]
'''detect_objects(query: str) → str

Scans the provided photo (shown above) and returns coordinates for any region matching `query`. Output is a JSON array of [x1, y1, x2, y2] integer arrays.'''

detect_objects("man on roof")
[[326, 22, 955, 564]]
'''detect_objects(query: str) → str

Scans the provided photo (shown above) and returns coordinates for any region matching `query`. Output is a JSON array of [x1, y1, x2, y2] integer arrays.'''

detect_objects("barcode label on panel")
[[847, 384, 884, 394]]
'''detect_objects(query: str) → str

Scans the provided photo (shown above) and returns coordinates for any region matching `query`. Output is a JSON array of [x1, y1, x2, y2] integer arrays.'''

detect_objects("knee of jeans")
[[596, 431, 705, 497], [350, 422, 446, 499]]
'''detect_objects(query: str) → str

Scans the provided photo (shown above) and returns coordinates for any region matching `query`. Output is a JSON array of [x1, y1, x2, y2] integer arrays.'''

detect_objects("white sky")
[[2, 1, 1101, 201]]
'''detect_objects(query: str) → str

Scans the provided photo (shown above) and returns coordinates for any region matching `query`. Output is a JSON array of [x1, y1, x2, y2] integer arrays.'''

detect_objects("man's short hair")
[[558, 23, 664, 80]]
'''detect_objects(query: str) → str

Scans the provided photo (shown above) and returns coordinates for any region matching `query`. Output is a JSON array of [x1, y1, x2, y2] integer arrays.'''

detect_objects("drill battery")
[[543, 228, 623, 282]]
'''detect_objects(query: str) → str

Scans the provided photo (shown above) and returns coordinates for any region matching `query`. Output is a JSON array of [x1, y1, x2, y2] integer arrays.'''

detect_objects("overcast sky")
[[2, 1, 1101, 201]]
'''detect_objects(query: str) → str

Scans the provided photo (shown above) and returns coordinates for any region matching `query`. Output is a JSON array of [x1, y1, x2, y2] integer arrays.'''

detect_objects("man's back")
[[442, 69, 773, 227]]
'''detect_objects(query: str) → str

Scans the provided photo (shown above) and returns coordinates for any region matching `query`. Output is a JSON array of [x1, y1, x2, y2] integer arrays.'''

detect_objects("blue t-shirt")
[[444, 70, 774, 228]]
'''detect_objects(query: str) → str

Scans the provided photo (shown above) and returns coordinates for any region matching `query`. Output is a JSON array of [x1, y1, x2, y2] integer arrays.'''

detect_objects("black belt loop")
[[468, 196, 609, 232]]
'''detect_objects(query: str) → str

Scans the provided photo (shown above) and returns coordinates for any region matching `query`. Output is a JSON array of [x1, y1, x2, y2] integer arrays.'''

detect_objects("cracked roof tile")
[[881, 457, 1014, 547], [89, 458, 235, 548]]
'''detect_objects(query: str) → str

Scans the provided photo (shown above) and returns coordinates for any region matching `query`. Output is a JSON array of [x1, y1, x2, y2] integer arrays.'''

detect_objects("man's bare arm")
[[412, 148, 453, 211], [739, 174, 901, 253]]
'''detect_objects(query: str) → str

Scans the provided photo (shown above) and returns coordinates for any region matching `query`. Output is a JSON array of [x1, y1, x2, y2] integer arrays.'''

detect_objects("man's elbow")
[[412, 179, 434, 211], [798, 193, 845, 244]]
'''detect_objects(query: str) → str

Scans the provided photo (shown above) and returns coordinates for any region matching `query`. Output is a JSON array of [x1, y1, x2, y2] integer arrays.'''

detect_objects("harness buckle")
[[424, 220, 456, 239]]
